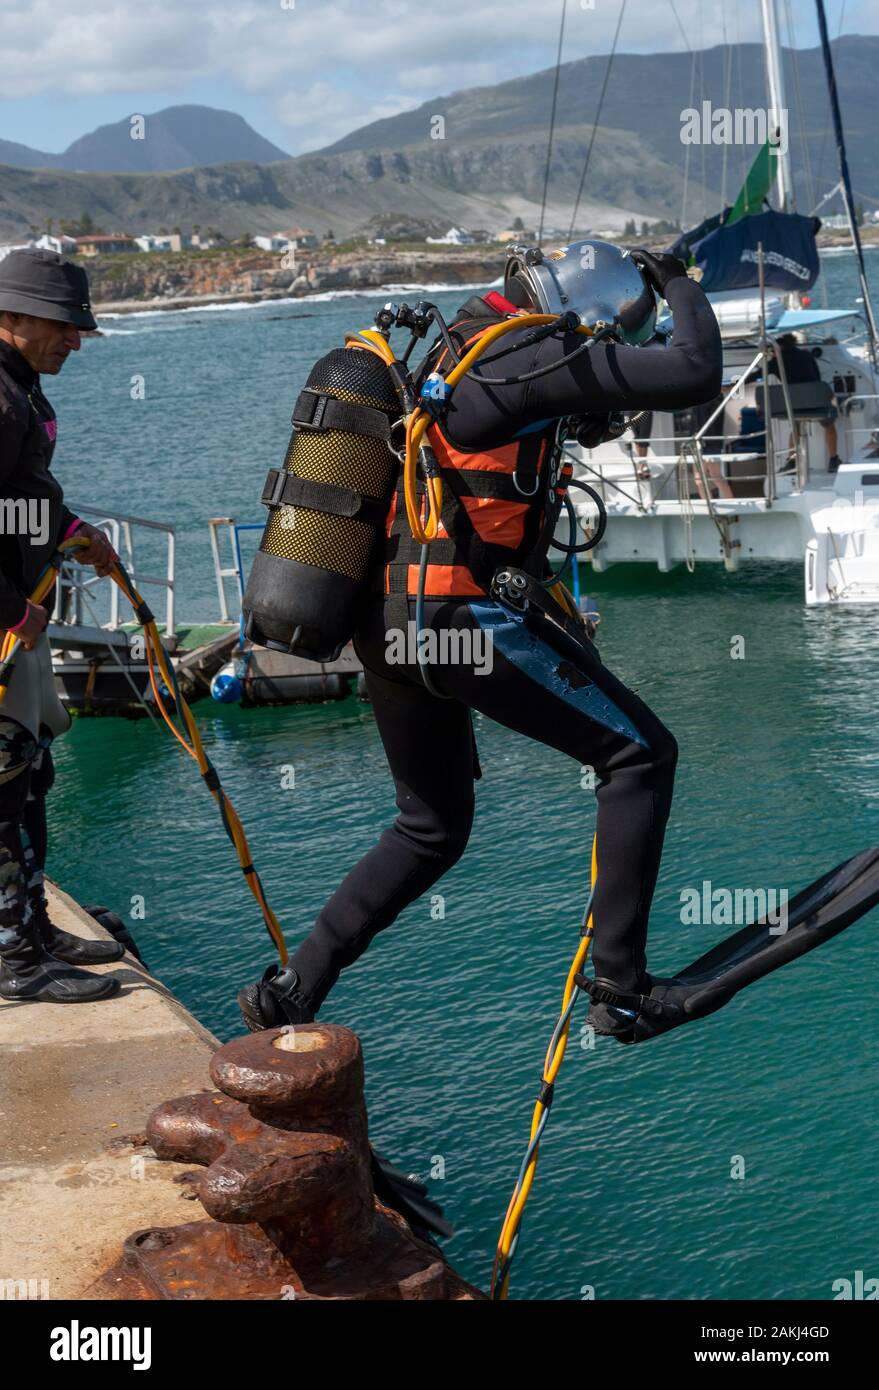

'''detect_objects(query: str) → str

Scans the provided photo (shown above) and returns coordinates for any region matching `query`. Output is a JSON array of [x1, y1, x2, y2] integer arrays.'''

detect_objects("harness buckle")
[[261, 468, 288, 509], [491, 569, 529, 611], [291, 389, 327, 431]]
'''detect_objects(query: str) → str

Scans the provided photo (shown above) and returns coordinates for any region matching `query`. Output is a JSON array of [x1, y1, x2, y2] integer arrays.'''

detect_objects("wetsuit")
[[0, 340, 77, 945], [288, 275, 723, 1010]]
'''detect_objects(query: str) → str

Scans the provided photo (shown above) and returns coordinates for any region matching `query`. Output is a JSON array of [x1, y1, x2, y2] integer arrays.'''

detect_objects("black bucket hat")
[[0, 248, 97, 330]]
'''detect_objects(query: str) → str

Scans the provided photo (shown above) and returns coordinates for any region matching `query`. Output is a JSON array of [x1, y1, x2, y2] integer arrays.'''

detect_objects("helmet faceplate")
[[504, 239, 657, 346]]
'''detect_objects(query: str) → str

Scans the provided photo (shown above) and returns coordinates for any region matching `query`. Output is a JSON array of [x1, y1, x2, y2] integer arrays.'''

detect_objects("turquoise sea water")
[[44, 254, 879, 1300]]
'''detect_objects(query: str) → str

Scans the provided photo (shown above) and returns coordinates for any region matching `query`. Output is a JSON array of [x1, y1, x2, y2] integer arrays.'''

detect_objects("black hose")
[[465, 331, 610, 387], [549, 480, 608, 554]]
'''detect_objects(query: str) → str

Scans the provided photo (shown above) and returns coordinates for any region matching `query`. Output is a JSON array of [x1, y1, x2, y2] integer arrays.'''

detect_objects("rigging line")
[[538, 0, 568, 246], [698, 0, 706, 221], [813, 0, 848, 213], [720, 10, 732, 208], [567, 0, 627, 241], [784, 0, 814, 213], [680, 41, 697, 232], [733, 0, 748, 198], [666, 0, 692, 53]]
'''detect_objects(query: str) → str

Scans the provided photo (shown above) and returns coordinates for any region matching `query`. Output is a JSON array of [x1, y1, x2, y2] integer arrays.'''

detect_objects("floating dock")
[[52, 622, 239, 715]]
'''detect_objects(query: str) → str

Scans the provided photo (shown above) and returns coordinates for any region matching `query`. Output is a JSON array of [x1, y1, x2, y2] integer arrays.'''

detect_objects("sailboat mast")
[[759, 0, 793, 211], [814, 0, 878, 363]]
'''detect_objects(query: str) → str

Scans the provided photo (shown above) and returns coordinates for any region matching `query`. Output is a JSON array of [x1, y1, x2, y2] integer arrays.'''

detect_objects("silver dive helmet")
[[504, 238, 657, 346]]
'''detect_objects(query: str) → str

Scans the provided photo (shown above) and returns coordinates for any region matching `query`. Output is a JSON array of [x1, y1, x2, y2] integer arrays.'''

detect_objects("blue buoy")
[[211, 664, 243, 704]]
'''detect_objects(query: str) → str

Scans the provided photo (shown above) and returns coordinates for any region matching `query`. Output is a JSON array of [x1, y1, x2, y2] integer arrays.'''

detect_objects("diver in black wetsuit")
[[240, 244, 725, 1034]]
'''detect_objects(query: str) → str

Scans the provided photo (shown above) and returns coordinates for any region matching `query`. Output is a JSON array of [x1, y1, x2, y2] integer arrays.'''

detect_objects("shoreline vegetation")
[[88, 229, 879, 316]]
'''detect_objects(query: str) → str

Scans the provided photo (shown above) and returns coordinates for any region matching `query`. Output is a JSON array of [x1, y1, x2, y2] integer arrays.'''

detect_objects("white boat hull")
[[565, 325, 879, 605]]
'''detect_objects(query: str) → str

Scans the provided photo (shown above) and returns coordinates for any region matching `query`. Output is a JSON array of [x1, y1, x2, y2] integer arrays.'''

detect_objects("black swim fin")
[[579, 846, 879, 1043], [370, 1148, 453, 1243]]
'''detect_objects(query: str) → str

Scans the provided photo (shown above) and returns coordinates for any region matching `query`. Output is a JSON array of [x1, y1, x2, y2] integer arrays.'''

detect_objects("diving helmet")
[[504, 239, 656, 346]]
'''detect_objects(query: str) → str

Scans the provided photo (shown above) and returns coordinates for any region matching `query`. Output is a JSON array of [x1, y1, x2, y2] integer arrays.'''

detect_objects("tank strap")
[[261, 468, 390, 527], [292, 388, 394, 441], [393, 468, 529, 503]]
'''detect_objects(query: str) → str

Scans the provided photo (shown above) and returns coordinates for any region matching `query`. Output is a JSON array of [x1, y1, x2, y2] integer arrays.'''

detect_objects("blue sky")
[[0, 0, 874, 156]]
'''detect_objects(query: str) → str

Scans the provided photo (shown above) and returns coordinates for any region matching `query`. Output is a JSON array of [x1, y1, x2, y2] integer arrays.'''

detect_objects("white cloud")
[[275, 83, 414, 147], [0, 0, 875, 150]]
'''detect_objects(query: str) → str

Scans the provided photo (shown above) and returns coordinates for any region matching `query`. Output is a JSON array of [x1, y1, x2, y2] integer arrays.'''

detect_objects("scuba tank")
[[242, 344, 401, 661]]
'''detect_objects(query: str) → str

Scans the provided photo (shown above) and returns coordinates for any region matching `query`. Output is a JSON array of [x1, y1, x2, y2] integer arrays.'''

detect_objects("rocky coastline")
[[90, 247, 504, 315], [87, 228, 879, 316]]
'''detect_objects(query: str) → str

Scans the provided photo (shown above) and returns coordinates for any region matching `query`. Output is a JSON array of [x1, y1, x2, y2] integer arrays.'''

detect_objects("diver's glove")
[[631, 249, 688, 296]]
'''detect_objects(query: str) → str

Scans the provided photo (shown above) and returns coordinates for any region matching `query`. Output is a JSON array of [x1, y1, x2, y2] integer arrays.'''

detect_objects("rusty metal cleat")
[[94, 1024, 482, 1300]]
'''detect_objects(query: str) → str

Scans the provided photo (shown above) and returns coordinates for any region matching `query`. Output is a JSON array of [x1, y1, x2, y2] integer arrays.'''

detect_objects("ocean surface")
[[44, 251, 878, 1300]]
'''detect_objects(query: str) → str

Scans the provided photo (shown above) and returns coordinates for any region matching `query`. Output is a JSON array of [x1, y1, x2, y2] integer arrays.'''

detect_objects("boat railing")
[[208, 517, 261, 623], [57, 505, 177, 638], [838, 393, 879, 444], [573, 438, 772, 512]]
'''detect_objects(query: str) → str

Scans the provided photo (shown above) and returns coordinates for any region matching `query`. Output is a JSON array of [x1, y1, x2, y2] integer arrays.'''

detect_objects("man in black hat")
[[0, 248, 124, 1003]]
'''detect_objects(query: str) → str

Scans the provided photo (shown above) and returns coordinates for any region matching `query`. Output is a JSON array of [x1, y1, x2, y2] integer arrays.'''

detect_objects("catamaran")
[[566, 0, 879, 605]]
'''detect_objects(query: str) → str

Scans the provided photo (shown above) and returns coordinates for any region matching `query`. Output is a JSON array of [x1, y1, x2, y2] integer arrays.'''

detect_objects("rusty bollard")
[[97, 1025, 482, 1301]]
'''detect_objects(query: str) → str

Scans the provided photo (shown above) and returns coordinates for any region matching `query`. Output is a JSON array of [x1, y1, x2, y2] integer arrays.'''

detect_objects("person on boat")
[[770, 332, 841, 471], [240, 242, 724, 1035], [723, 397, 770, 469], [0, 248, 123, 1004]]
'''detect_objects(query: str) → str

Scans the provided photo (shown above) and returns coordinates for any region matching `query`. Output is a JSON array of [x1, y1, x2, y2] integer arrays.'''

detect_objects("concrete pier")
[[0, 885, 478, 1300], [0, 885, 217, 1300]]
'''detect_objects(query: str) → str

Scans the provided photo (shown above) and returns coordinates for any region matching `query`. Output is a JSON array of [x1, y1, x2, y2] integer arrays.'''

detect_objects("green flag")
[[728, 139, 778, 224]]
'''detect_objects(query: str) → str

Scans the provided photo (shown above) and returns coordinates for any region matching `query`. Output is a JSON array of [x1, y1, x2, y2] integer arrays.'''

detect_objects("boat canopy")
[[772, 308, 861, 331], [670, 209, 821, 294], [660, 296, 862, 338]]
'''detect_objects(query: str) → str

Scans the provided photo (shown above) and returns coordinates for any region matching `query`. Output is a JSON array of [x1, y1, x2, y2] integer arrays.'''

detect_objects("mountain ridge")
[[0, 105, 289, 174], [0, 37, 874, 242]]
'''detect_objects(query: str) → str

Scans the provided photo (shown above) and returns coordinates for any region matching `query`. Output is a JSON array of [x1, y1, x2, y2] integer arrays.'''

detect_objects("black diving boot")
[[32, 896, 125, 966], [580, 975, 658, 1043], [579, 973, 701, 1044], [0, 919, 120, 1003], [238, 964, 316, 1032]]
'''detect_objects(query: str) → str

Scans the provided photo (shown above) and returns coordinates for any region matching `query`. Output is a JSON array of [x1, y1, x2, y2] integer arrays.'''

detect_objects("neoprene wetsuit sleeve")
[[444, 275, 723, 449], [59, 505, 80, 540]]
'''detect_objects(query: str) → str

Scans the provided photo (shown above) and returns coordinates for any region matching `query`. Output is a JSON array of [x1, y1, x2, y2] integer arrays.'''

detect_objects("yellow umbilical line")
[[0, 537, 289, 965], [490, 835, 598, 1300], [343, 328, 444, 545]]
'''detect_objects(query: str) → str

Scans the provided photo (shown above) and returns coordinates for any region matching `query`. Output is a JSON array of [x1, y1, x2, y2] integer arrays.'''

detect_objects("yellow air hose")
[[490, 835, 598, 1300], [0, 535, 289, 965]]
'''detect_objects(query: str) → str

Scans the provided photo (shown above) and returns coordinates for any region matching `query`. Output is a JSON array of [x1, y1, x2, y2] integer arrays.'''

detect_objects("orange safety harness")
[[380, 295, 574, 628]]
